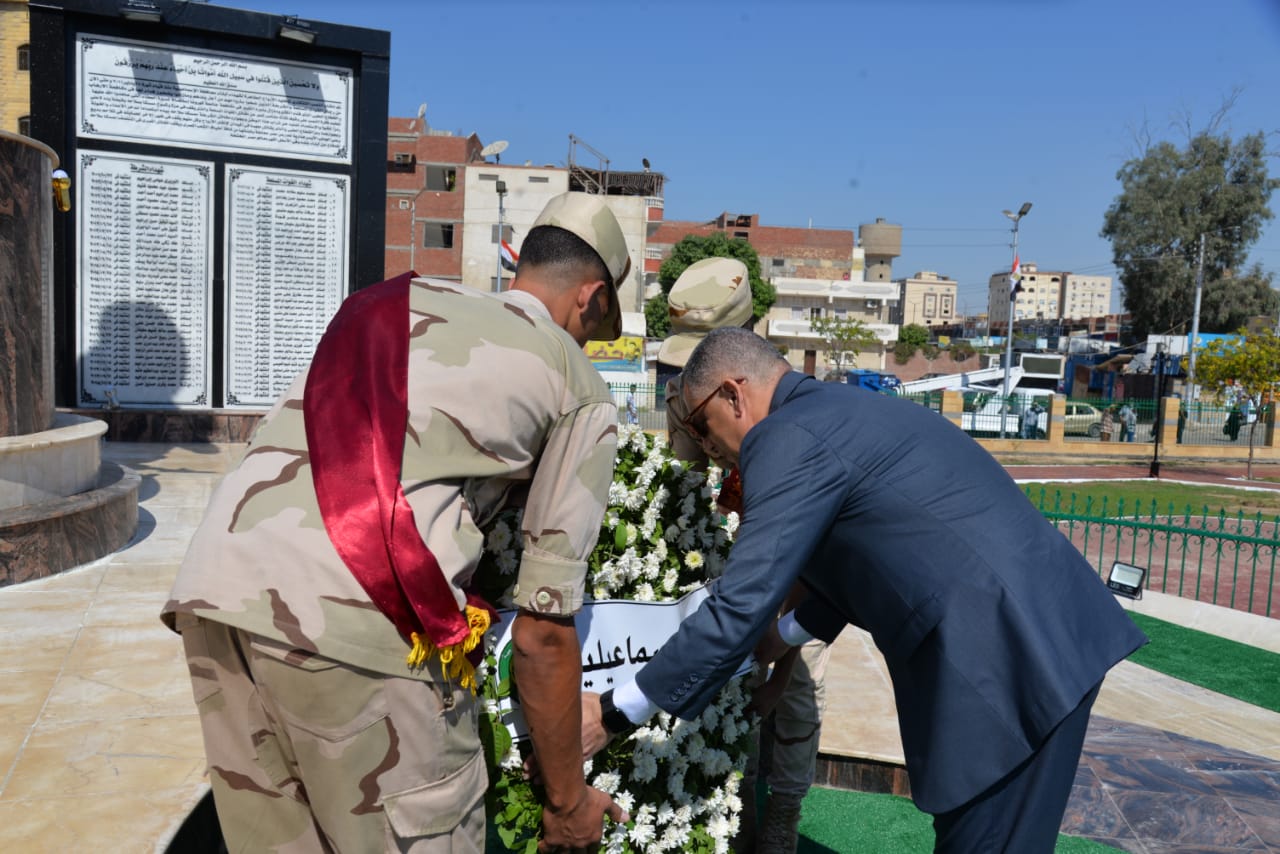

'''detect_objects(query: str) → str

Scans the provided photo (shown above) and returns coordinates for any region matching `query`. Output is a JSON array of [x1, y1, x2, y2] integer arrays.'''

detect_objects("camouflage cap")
[[532, 192, 632, 341], [657, 256, 753, 367]]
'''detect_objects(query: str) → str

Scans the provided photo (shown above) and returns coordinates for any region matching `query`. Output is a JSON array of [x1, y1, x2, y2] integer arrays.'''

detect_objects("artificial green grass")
[[1126, 612, 1280, 713], [1020, 479, 1280, 517], [794, 787, 1120, 853]]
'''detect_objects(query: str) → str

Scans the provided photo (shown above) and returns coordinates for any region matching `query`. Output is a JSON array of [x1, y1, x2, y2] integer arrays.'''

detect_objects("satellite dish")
[[480, 140, 509, 163], [415, 103, 427, 129]]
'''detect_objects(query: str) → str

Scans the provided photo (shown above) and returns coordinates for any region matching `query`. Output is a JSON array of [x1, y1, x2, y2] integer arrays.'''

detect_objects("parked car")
[[1063, 402, 1104, 437]]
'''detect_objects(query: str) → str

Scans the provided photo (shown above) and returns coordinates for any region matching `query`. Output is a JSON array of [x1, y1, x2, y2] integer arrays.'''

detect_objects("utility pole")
[[1187, 232, 1206, 399]]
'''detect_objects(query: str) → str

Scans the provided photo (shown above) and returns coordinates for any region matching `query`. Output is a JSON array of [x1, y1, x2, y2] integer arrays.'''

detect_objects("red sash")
[[303, 272, 492, 653]]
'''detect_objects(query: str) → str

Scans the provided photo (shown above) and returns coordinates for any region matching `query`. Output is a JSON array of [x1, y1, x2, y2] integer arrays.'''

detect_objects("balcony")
[[768, 318, 899, 345], [771, 277, 899, 301]]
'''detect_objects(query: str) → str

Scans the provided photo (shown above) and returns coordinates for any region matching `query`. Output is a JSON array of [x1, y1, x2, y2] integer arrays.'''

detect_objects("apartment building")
[[384, 116, 484, 281], [647, 214, 900, 375], [892, 270, 958, 328], [987, 262, 1066, 328], [1061, 273, 1113, 320], [987, 263, 1113, 328], [385, 118, 655, 315], [1, 0, 30, 135]]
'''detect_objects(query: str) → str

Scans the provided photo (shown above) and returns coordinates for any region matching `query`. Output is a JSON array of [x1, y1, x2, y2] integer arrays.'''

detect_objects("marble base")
[[0, 461, 139, 586], [63, 409, 263, 443], [815, 752, 912, 798], [0, 414, 107, 510]]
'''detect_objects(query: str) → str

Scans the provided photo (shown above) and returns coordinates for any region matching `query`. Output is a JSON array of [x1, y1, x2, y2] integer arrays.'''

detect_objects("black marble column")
[[0, 131, 57, 437]]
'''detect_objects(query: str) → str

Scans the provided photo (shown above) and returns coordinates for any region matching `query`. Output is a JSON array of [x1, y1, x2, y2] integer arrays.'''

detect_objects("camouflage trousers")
[[752, 638, 832, 796], [178, 616, 488, 853]]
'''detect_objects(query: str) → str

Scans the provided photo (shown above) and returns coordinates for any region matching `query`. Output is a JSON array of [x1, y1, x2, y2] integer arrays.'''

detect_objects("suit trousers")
[[931, 681, 1101, 854]]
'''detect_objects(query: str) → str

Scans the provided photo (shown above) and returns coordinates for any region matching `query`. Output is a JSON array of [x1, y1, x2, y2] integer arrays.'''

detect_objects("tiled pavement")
[[0, 443, 1277, 853]]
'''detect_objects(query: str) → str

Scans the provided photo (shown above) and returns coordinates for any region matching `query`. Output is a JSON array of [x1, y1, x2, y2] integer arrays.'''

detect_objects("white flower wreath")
[[474, 425, 754, 853]]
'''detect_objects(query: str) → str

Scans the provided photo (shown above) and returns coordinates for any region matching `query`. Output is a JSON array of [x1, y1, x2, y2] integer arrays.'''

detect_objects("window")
[[422, 222, 454, 249], [733, 231, 749, 239], [478, 173, 499, 181], [809, 307, 823, 322], [425, 165, 456, 191], [491, 224, 513, 243], [772, 258, 784, 267], [17, 115, 31, 136], [528, 176, 549, 184], [398, 199, 410, 210], [791, 307, 804, 320], [17, 44, 29, 71]]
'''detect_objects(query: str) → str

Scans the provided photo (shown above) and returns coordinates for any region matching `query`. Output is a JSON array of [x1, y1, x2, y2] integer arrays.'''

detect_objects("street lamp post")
[[1000, 202, 1032, 438]]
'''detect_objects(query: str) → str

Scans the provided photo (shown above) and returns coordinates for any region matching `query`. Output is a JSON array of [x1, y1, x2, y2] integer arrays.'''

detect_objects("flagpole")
[[1000, 202, 1032, 439]]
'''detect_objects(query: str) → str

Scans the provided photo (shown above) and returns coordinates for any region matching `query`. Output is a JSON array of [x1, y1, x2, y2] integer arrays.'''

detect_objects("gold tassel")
[[405, 605, 493, 694]]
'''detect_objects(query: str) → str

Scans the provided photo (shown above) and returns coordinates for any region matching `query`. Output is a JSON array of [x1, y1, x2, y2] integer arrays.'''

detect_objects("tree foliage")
[[644, 232, 776, 339], [898, 323, 930, 349], [812, 314, 880, 379], [1101, 121, 1279, 339], [1193, 327, 1280, 478]]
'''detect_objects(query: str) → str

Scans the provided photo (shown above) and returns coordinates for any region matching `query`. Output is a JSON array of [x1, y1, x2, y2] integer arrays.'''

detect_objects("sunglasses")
[[682, 377, 746, 440]]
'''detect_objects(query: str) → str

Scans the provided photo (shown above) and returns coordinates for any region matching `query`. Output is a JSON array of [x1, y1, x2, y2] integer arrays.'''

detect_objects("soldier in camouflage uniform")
[[163, 192, 632, 852], [658, 257, 830, 854]]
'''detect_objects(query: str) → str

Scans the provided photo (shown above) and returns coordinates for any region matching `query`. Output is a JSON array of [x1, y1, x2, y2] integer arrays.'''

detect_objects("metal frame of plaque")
[[29, 0, 390, 412]]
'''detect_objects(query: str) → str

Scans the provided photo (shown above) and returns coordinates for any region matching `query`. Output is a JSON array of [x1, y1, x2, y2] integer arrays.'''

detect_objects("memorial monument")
[[0, 129, 139, 585]]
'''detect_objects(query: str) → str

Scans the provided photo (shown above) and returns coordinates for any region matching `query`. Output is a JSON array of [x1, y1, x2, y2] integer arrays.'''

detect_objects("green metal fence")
[[1025, 488, 1279, 618], [607, 383, 667, 431]]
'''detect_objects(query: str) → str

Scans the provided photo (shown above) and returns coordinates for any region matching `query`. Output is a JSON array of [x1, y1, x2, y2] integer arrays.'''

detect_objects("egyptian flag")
[[1009, 255, 1022, 298], [500, 239, 519, 273]]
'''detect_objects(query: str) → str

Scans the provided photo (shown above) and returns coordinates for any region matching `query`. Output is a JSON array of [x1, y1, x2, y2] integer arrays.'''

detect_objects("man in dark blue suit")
[[586, 328, 1147, 853]]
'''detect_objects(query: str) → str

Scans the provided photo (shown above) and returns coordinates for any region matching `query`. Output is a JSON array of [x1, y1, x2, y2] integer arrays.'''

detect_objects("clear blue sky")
[[223, 0, 1280, 317]]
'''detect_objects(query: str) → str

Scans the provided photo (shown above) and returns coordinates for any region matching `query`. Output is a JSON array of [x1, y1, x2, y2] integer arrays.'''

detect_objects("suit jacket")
[[635, 372, 1147, 814]]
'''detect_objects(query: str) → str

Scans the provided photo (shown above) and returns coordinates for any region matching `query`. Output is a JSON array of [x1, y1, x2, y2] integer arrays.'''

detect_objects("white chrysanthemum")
[[634, 582, 655, 602], [724, 512, 740, 536], [603, 822, 629, 854], [591, 770, 621, 795], [683, 550, 704, 570], [486, 523, 513, 551], [629, 806, 657, 848], [607, 481, 628, 507], [641, 507, 659, 540], [659, 823, 691, 850], [708, 813, 735, 850], [661, 567, 678, 593], [651, 484, 670, 511], [700, 748, 733, 777], [630, 750, 658, 782], [642, 551, 662, 581]]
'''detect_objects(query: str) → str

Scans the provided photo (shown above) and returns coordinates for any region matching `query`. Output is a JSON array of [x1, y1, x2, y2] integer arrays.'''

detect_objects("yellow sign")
[[584, 336, 643, 372]]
